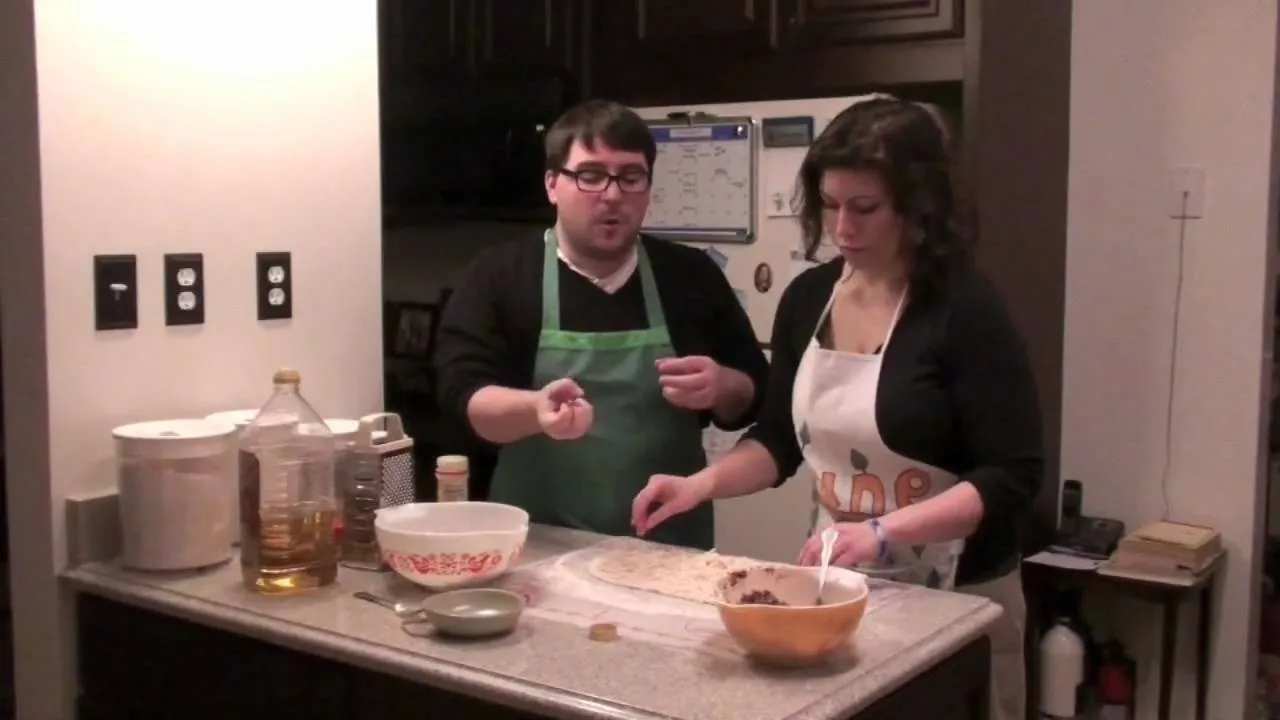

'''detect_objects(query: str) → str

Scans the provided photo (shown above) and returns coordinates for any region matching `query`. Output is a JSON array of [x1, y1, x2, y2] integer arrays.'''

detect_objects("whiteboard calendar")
[[642, 117, 757, 244]]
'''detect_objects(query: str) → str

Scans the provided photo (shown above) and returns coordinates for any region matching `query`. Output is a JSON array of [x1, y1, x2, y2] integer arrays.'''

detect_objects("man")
[[434, 99, 769, 550]]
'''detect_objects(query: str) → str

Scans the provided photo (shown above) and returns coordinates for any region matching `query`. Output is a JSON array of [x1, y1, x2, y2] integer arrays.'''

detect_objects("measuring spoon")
[[353, 591, 425, 619]]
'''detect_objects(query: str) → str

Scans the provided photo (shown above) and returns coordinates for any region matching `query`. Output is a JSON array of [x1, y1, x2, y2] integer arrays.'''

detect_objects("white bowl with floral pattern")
[[375, 502, 529, 590]]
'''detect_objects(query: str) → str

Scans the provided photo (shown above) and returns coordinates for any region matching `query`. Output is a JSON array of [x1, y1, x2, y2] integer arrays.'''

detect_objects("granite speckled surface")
[[63, 525, 1002, 720]]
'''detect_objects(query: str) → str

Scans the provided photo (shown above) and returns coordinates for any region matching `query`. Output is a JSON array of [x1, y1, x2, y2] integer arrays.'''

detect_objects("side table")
[[1022, 553, 1224, 720]]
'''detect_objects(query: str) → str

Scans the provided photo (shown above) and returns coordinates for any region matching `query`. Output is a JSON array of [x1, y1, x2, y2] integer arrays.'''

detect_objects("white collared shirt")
[[556, 245, 638, 295]]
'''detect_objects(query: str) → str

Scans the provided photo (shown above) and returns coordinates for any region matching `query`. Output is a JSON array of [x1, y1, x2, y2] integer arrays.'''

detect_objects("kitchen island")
[[64, 525, 1001, 720]]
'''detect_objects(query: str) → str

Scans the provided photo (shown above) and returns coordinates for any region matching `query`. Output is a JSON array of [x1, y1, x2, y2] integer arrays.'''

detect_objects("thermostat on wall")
[[761, 116, 815, 148]]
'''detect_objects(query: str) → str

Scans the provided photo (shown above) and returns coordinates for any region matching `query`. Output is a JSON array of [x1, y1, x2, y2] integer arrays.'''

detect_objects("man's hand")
[[655, 355, 725, 410], [536, 378, 593, 440]]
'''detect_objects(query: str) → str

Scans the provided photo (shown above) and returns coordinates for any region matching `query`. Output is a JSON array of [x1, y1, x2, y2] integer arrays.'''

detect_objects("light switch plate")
[[93, 254, 138, 331]]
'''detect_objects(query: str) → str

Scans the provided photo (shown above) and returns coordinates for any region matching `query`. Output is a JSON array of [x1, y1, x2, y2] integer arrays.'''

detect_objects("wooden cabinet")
[[784, 0, 965, 45], [381, 0, 583, 82], [587, 0, 966, 106], [76, 594, 549, 720], [588, 0, 780, 105], [481, 0, 581, 71], [380, 0, 965, 106], [631, 0, 776, 47], [76, 594, 992, 720], [380, 0, 470, 80]]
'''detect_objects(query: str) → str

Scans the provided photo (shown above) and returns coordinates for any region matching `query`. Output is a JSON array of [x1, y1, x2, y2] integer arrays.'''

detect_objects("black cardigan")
[[744, 259, 1044, 585], [434, 234, 771, 434]]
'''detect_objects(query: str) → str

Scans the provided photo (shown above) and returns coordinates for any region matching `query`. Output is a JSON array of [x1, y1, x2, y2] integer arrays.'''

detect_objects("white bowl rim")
[[714, 564, 870, 609], [374, 501, 531, 536]]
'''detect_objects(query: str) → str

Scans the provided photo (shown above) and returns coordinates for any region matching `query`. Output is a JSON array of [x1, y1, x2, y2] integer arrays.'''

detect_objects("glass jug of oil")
[[239, 368, 339, 594]]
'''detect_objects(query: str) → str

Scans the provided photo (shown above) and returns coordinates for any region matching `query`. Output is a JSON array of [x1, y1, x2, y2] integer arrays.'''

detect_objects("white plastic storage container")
[[114, 418, 238, 571]]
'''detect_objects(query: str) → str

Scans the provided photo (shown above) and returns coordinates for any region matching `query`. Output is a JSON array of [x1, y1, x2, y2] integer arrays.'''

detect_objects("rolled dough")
[[586, 547, 761, 604]]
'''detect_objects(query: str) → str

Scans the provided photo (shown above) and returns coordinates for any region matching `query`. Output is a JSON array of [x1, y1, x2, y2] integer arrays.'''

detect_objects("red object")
[[383, 548, 513, 576], [1097, 642, 1137, 720], [1097, 663, 1133, 703]]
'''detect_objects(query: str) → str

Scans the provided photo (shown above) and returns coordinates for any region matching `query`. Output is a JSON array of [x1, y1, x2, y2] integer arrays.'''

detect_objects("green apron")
[[488, 230, 715, 550]]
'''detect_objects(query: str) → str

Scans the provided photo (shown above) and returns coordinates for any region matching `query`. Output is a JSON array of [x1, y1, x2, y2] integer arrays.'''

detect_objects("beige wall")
[[1065, 2, 1278, 717], [0, 2, 384, 717]]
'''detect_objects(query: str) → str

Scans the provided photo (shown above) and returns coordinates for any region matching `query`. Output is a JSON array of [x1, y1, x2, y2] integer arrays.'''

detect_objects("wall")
[[1064, 2, 1279, 717], [966, 0, 1072, 546], [0, 2, 384, 717]]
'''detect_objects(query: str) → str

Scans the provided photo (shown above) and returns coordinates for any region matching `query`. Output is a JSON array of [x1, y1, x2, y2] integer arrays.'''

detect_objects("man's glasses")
[[556, 168, 651, 193]]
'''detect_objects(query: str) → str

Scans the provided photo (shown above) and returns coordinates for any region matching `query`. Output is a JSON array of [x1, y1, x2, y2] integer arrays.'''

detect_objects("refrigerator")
[[634, 96, 880, 562]]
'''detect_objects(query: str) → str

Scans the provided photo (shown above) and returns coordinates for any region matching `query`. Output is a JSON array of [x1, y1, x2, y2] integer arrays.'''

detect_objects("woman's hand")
[[797, 522, 879, 567], [631, 473, 715, 536]]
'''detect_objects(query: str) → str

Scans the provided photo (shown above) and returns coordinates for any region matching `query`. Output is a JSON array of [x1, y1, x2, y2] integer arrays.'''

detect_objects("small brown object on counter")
[[588, 622, 620, 642]]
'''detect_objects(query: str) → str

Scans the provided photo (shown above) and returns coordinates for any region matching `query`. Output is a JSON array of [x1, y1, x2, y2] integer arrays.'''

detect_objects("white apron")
[[792, 281, 964, 590]]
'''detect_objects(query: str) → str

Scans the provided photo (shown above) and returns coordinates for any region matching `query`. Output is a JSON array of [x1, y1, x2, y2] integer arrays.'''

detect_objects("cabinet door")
[[480, 0, 580, 71], [634, 0, 774, 47], [381, 0, 471, 79], [589, 0, 777, 105], [786, 0, 965, 45]]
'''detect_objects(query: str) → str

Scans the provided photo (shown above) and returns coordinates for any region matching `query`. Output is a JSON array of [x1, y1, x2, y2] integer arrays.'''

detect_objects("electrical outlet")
[[1169, 166, 1206, 219], [93, 254, 138, 331], [256, 251, 292, 321], [163, 253, 204, 326]]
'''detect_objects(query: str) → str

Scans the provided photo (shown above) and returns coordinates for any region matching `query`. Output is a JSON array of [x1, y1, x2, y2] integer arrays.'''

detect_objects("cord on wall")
[[1160, 190, 1192, 520]]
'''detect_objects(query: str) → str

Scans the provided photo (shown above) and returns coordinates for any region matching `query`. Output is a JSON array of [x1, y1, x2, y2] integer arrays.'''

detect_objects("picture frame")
[[385, 301, 439, 361]]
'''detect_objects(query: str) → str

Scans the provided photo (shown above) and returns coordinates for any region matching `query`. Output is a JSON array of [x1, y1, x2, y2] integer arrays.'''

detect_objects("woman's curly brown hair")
[[796, 97, 974, 300]]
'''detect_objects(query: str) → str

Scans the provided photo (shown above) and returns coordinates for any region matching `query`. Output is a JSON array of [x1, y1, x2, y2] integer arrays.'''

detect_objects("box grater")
[[339, 412, 415, 570]]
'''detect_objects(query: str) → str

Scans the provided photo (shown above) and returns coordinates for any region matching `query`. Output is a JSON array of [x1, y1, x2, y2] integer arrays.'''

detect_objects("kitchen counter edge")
[[62, 541, 1004, 720]]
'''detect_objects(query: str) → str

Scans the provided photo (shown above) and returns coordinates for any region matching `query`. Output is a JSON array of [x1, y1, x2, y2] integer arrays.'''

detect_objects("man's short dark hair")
[[544, 99, 656, 171]]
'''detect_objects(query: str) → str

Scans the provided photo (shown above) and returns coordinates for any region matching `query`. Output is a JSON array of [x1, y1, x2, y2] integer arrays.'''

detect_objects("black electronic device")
[[761, 116, 815, 148], [1051, 479, 1125, 560]]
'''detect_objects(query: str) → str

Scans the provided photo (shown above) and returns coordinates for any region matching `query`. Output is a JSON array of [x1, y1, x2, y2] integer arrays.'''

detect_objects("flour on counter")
[[492, 537, 922, 660]]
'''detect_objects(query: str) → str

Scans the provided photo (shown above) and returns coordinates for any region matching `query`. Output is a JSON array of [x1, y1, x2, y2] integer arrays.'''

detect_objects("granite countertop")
[[63, 525, 1002, 720]]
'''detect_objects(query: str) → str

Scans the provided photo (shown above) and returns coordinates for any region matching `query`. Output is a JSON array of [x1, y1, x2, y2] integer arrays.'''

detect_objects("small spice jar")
[[436, 455, 469, 502]]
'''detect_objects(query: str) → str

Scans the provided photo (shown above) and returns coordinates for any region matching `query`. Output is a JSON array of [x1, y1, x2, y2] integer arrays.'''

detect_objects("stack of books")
[[1097, 521, 1224, 585]]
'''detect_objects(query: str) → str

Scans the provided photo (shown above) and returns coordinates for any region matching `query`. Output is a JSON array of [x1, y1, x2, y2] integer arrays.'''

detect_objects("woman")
[[630, 97, 1042, 720]]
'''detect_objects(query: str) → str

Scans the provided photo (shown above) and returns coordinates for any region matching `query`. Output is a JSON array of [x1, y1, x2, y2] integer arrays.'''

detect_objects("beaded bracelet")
[[868, 517, 890, 562]]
